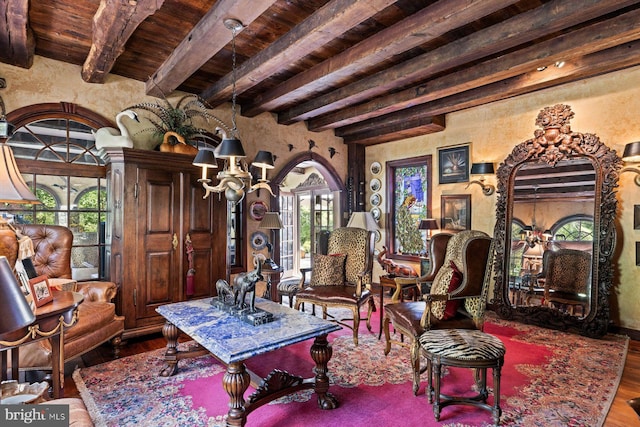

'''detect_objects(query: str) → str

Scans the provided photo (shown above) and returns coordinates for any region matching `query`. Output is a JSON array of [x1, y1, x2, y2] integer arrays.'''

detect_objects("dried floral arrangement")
[[125, 95, 231, 146]]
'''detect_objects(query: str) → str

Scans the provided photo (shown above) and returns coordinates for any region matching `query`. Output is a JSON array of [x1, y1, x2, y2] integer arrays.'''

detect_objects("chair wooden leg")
[[383, 316, 392, 355], [410, 339, 421, 396], [365, 299, 374, 331], [352, 307, 360, 346]]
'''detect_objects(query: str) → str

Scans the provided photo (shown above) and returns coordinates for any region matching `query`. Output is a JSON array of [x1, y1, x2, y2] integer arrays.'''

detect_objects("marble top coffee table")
[[156, 297, 342, 427]]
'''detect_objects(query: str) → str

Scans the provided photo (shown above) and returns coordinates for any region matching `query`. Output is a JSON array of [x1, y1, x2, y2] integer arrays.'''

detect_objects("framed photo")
[[441, 194, 471, 231], [29, 275, 54, 307], [249, 200, 268, 221], [637, 242, 640, 266], [438, 144, 470, 184], [634, 205, 640, 230], [386, 155, 433, 257]]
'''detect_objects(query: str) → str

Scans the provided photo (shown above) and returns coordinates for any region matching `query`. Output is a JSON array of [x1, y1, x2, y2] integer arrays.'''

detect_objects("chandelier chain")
[[230, 26, 238, 135]]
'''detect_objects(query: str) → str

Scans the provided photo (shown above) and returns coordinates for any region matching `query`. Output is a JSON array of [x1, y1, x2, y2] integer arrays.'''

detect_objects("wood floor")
[[62, 325, 640, 426]]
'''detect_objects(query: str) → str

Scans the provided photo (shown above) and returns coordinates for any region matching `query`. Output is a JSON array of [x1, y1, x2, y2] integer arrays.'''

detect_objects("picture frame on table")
[[29, 275, 54, 307], [441, 194, 471, 231], [438, 144, 470, 184]]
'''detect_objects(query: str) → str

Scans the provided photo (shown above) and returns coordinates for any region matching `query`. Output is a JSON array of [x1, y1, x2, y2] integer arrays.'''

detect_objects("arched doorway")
[[270, 152, 346, 278]]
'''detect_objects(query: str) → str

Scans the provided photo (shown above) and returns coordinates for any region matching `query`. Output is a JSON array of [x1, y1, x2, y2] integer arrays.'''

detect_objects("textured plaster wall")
[[366, 65, 640, 331], [0, 56, 346, 275]]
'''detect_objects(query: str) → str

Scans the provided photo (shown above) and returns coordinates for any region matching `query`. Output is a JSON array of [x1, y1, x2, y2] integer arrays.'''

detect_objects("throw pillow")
[[442, 260, 463, 320], [310, 254, 346, 286]]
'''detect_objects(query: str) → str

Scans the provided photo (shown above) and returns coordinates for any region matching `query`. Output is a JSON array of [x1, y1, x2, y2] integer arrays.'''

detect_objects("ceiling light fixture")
[[193, 18, 275, 204]]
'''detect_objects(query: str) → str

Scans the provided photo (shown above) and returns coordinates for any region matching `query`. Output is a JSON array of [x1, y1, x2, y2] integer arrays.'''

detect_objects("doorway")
[[271, 152, 346, 279]]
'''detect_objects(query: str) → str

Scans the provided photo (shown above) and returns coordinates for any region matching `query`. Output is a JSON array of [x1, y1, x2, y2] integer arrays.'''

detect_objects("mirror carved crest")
[[492, 104, 622, 338]]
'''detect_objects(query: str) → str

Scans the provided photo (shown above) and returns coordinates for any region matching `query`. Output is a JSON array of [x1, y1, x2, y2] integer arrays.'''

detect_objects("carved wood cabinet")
[[104, 148, 228, 339]]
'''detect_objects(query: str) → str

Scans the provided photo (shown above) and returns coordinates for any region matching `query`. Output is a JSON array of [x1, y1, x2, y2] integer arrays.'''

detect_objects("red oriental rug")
[[74, 310, 628, 427]]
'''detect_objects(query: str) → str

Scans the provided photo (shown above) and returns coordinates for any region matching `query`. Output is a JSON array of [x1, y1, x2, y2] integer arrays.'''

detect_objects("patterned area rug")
[[74, 313, 628, 427]]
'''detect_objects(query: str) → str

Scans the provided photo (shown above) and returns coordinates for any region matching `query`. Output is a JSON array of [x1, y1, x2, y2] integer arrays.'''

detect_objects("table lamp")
[[0, 256, 36, 340], [258, 212, 283, 270], [346, 211, 379, 231]]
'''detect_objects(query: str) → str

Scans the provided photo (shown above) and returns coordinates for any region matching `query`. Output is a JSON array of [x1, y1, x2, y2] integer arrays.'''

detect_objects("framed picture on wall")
[[441, 194, 471, 231], [634, 205, 640, 229], [438, 144, 470, 184]]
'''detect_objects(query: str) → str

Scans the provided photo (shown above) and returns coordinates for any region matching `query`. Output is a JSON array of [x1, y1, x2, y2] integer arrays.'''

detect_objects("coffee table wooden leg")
[[310, 334, 338, 410], [224, 361, 250, 427], [160, 321, 180, 376]]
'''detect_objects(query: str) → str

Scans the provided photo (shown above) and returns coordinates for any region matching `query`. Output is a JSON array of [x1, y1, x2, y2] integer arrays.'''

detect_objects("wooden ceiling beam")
[[82, 0, 165, 84], [309, 7, 640, 131], [146, 0, 275, 98], [341, 115, 446, 146], [241, 0, 520, 118], [0, 0, 34, 69], [278, 0, 639, 125], [199, 0, 396, 107], [348, 40, 640, 143]]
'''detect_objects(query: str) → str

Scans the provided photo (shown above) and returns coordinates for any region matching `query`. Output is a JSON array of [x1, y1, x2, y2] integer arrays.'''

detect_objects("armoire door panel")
[[146, 180, 175, 233]]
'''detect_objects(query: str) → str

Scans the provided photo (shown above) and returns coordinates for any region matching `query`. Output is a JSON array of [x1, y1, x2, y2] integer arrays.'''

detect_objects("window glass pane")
[[71, 246, 100, 280]]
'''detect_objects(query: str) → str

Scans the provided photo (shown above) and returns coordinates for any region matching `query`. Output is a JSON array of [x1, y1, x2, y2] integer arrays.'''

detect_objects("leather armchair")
[[0, 224, 124, 371], [383, 230, 493, 394]]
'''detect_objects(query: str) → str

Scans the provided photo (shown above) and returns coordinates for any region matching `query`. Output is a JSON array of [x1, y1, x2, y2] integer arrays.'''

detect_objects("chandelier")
[[192, 18, 275, 204], [519, 186, 551, 248]]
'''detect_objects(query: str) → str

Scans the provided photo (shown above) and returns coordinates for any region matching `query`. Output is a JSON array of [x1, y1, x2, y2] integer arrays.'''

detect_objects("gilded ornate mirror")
[[492, 104, 621, 338]]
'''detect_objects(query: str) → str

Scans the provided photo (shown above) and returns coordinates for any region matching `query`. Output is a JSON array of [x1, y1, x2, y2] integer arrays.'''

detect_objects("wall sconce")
[[466, 162, 495, 195], [621, 141, 640, 187]]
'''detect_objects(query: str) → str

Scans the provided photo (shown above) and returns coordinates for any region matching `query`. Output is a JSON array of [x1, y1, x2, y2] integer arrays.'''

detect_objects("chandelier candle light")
[[192, 19, 275, 203]]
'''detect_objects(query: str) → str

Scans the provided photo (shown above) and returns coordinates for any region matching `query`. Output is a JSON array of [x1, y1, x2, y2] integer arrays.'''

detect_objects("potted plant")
[[125, 95, 230, 153]]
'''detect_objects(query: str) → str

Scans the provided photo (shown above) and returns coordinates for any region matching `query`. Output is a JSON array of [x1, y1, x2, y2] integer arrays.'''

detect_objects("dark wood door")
[[135, 167, 181, 320]]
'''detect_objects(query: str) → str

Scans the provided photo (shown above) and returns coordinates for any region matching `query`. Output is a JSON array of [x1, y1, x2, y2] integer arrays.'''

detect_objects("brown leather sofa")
[[0, 224, 124, 371]]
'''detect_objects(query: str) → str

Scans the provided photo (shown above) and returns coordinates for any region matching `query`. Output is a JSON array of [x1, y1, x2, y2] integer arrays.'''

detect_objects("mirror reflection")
[[506, 159, 595, 318], [492, 104, 622, 338]]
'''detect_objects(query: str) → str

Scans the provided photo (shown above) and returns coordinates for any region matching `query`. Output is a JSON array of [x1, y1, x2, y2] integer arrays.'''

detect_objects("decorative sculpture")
[[211, 257, 273, 325], [93, 110, 139, 150], [376, 246, 417, 277]]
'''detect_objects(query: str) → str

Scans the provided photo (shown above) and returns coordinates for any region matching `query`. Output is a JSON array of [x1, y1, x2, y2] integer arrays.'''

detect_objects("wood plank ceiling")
[[1, 0, 640, 146]]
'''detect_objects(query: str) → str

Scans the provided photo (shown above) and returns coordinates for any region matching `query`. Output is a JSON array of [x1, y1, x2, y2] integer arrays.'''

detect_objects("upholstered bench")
[[277, 277, 303, 308], [418, 328, 505, 425]]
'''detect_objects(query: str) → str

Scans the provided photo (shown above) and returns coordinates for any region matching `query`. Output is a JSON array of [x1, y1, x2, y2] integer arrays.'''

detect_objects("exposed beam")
[[199, 0, 396, 106], [278, 0, 639, 125], [82, 0, 165, 84], [342, 115, 446, 146], [342, 40, 640, 145], [310, 7, 640, 131], [241, 0, 520, 118], [146, 0, 276, 98], [0, 0, 34, 69]]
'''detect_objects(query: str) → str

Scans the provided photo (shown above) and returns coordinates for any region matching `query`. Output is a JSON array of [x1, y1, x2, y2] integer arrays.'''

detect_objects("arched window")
[[551, 215, 594, 242], [2, 103, 112, 281]]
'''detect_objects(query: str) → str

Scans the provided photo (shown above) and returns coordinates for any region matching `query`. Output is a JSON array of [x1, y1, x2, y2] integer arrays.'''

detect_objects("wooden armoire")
[[104, 148, 227, 339]]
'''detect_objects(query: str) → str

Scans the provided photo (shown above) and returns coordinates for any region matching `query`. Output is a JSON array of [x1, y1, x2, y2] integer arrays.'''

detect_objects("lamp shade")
[[418, 218, 439, 230], [347, 211, 379, 231], [252, 150, 275, 169], [192, 148, 217, 168], [0, 256, 35, 338], [0, 144, 41, 204], [259, 212, 283, 230], [470, 162, 495, 175], [217, 137, 246, 158], [622, 141, 640, 163]]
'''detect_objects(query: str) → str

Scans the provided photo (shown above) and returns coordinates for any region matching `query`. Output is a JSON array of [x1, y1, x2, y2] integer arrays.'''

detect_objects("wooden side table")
[[0, 291, 83, 398]]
